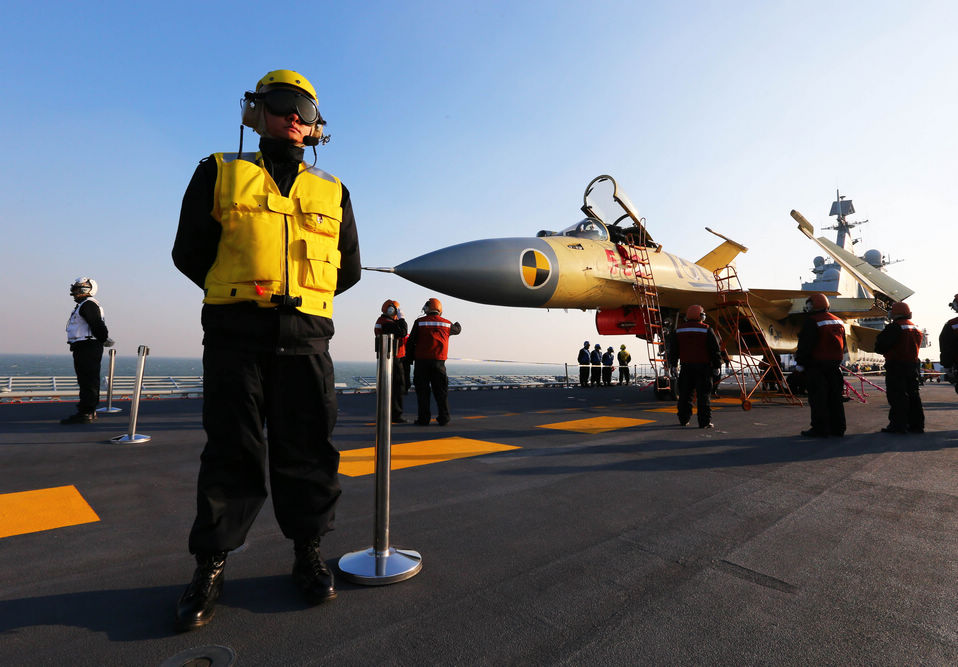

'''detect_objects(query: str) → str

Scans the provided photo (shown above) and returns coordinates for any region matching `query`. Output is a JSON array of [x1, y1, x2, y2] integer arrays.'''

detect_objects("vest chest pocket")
[[298, 197, 342, 237], [300, 236, 342, 292]]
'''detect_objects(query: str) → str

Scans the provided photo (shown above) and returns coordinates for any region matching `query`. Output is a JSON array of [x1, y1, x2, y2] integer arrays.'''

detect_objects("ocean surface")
[[0, 354, 574, 388]]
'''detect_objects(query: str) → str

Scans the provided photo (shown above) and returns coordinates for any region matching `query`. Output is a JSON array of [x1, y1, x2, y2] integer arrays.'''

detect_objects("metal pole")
[[110, 345, 151, 444], [374, 333, 393, 557], [97, 348, 122, 414], [339, 333, 422, 584], [564, 362, 569, 388]]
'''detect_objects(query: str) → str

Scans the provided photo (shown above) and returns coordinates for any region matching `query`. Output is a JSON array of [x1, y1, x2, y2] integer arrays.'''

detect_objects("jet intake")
[[595, 307, 648, 337]]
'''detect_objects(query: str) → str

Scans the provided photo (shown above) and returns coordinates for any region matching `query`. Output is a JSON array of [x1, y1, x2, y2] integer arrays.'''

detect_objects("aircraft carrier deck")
[[1, 382, 956, 665]]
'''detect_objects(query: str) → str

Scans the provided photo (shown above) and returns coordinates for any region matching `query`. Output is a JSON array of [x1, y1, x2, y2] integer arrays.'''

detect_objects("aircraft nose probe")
[[361, 238, 560, 307]]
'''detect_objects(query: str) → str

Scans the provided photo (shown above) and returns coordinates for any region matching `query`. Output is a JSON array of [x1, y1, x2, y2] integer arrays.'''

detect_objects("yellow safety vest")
[[203, 152, 343, 318]]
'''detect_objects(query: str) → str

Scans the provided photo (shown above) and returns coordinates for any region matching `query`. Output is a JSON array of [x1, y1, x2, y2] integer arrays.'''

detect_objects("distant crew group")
[[577, 341, 633, 387]]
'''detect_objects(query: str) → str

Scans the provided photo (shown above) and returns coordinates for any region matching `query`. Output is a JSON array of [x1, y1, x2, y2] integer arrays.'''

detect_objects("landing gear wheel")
[[741, 399, 752, 411]]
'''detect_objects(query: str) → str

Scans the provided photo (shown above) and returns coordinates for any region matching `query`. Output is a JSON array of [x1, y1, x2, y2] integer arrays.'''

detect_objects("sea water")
[[0, 354, 573, 389]]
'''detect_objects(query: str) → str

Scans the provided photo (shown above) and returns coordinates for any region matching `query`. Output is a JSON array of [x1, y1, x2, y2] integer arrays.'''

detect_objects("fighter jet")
[[367, 175, 912, 396]]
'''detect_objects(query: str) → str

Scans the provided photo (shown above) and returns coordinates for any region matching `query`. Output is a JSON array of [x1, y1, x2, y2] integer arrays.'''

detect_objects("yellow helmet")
[[256, 69, 318, 101], [242, 69, 325, 144]]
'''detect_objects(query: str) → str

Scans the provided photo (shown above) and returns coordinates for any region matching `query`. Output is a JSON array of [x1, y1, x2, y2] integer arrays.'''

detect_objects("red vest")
[[374, 316, 406, 357], [412, 314, 453, 360], [676, 320, 712, 364], [809, 312, 846, 361], [883, 319, 922, 362]]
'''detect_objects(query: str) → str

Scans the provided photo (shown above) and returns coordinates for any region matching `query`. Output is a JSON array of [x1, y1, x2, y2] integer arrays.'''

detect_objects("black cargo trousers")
[[413, 358, 450, 424], [188, 346, 340, 555], [70, 339, 104, 414], [884, 361, 924, 431], [677, 362, 713, 427], [805, 361, 846, 436]]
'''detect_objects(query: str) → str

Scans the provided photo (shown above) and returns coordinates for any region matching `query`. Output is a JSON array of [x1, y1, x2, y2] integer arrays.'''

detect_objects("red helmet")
[[804, 293, 829, 313], [381, 299, 398, 315], [424, 297, 442, 315], [685, 305, 705, 321], [889, 302, 912, 320]]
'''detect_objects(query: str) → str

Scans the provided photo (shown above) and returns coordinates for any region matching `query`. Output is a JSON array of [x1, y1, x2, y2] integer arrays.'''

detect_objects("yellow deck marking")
[[0, 485, 100, 539], [538, 416, 654, 434], [463, 415, 487, 420], [339, 437, 520, 477], [712, 398, 743, 405]]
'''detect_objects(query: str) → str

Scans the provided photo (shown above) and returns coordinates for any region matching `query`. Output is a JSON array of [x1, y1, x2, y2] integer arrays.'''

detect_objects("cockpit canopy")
[[536, 218, 609, 241]]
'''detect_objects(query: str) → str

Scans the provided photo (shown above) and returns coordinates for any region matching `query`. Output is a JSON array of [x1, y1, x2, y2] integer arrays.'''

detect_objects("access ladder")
[[620, 235, 672, 397], [710, 266, 801, 408]]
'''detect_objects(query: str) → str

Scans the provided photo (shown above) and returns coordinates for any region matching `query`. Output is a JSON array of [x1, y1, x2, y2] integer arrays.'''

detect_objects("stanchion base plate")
[[96, 407, 123, 414], [338, 547, 422, 585], [109, 434, 152, 444]]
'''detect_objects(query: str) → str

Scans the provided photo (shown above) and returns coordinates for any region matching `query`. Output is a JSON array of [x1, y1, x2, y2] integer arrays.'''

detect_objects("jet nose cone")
[[394, 238, 558, 307]]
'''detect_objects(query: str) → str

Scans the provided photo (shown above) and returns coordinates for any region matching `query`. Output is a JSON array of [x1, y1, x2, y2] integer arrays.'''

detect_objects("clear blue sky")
[[2, 0, 955, 365]]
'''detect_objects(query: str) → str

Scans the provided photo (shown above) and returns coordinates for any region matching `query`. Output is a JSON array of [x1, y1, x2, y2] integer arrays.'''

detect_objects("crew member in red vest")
[[666, 305, 722, 429], [406, 297, 461, 425], [374, 300, 409, 423], [795, 293, 847, 437], [875, 302, 925, 433], [939, 294, 958, 392]]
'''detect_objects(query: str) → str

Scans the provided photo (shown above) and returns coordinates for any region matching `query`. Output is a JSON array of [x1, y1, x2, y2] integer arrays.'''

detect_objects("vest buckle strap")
[[270, 294, 303, 307]]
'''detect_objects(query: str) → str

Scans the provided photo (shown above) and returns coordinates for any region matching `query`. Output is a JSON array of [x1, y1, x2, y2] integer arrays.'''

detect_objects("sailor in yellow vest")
[[172, 69, 361, 630]]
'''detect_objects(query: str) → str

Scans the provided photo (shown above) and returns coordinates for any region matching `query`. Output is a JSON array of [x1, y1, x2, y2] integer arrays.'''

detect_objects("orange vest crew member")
[[406, 298, 461, 425]]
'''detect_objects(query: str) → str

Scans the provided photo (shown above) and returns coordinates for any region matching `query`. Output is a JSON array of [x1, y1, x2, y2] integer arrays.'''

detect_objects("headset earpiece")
[[241, 92, 261, 130]]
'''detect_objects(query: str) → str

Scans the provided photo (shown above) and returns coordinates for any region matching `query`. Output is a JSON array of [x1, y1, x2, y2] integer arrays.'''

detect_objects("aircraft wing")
[[791, 210, 914, 303], [746, 290, 883, 319], [695, 228, 749, 272], [850, 323, 881, 353]]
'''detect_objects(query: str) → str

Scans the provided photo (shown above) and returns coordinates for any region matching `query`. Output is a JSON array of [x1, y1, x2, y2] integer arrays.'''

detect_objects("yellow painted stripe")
[[339, 437, 520, 477], [646, 406, 724, 414], [538, 416, 655, 434], [0, 485, 100, 539], [463, 415, 487, 420]]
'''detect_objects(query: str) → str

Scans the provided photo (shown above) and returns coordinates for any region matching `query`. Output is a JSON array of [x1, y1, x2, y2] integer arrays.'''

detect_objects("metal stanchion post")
[[339, 333, 422, 585], [110, 345, 151, 444], [97, 348, 122, 414]]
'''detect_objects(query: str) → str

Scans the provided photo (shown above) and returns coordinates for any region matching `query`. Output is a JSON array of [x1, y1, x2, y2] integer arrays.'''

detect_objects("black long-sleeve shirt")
[[172, 137, 361, 353]]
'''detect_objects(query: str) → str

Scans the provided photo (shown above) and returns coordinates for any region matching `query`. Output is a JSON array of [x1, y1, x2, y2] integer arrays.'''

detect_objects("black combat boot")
[[60, 412, 96, 424], [292, 538, 337, 605], [175, 551, 227, 631]]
